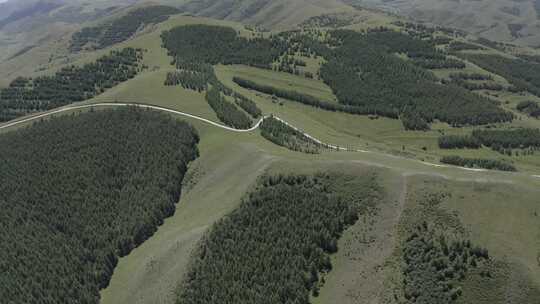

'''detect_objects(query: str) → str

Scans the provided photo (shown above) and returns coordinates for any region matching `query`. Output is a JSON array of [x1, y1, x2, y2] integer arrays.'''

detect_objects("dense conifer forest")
[[0, 108, 199, 304], [0, 48, 143, 122], [177, 173, 382, 304], [70, 6, 180, 51], [320, 30, 512, 128], [161, 25, 287, 67], [260, 116, 321, 153]]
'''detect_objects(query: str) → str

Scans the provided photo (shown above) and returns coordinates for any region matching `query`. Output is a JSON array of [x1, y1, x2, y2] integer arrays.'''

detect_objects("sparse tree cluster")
[[403, 223, 490, 303], [0, 108, 199, 304]]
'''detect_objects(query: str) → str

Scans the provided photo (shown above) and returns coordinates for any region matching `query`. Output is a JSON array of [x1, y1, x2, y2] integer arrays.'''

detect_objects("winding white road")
[[0, 103, 264, 132], [0, 102, 537, 178]]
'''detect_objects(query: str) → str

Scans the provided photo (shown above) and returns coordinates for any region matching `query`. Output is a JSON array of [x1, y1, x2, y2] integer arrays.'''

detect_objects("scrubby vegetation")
[[0, 48, 143, 122], [260, 116, 321, 153], [0, 107, 199, 304], [70, 6, 180, 51], [205, 87, 252, 129], [320, 30, 512, 128], [177, 173, 381, 304], [440, 156, 516, 171]]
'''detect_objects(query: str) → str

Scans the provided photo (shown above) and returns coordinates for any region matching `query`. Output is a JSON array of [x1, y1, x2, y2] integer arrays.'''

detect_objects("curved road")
[[0, 102, 538, 178], [0, 103, 264, 132]]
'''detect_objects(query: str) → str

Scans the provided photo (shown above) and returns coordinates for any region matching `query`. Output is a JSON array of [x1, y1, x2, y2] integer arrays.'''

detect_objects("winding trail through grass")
[[0, 102, 536, 178]]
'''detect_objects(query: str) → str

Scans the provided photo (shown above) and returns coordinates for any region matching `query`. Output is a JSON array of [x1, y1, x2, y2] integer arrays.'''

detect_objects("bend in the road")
[[0, 102, 538, 179]]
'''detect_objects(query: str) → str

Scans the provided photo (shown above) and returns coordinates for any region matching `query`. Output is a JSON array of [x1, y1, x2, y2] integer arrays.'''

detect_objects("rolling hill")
[[1, 2, 540, 304], [353, 0, 540, 47]]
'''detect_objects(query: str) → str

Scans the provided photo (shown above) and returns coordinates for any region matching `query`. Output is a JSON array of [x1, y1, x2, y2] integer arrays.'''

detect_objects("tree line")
[[438, 135, 481, 149], [177, 173, 381, 304], [472, 128, 540, 149], [0, 107, 199, 304], [70, 6, 179, 51], [439, 128, 540, 151], [233, 76, 399, 118], [0, 48, 143, 122], [440, 156, 516, 171]]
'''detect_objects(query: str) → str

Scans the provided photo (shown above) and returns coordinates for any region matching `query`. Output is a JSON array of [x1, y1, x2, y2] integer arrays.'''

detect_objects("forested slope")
[[0, 108, 199, 304], [0, 48, 143, 122], [178, 173, 382, 303]]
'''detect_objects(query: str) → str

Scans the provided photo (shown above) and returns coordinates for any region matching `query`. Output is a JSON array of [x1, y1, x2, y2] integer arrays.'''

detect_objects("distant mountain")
[[0, 0, 64, 29], [180, 0, 350, 29], [349, 0, 540, 47]]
